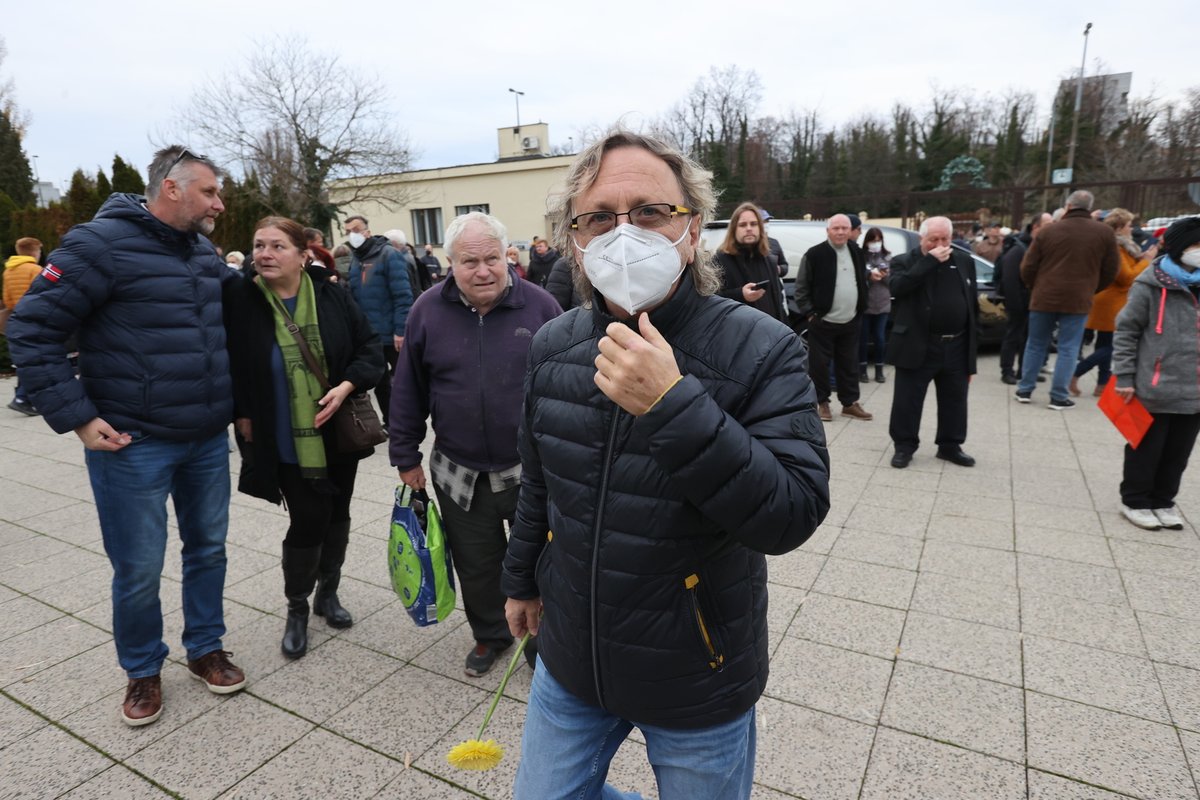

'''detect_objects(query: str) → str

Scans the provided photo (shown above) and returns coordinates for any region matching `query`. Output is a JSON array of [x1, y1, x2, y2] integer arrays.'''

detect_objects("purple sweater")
[[389, 267, 562, 472]]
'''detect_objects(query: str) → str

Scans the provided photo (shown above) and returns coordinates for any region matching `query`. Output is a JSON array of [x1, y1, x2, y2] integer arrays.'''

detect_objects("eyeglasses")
[[570, 203, 691, 237], [165, 147, 206, 178]]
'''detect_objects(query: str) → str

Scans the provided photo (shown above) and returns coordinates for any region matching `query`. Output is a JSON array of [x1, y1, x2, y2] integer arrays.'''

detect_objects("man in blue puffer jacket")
[[7, 147, 246, 728], [344, 214, 413, 426]]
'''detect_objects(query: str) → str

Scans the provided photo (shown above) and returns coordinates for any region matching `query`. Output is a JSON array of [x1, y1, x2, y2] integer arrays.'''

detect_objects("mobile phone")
[[752, 280, 771, 289]]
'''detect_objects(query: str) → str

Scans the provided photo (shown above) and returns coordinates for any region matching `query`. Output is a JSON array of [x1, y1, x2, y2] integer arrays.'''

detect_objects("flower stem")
[[476, 632, 531, 740]]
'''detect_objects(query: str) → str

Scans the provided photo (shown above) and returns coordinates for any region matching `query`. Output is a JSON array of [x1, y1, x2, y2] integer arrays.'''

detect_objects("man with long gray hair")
[[502, 129, 830, 799], [8, 146, 246, 727]]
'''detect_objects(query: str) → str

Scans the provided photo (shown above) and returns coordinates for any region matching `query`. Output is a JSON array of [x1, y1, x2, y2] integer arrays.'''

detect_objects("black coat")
[[502, 273, 831, 728], [996, 233, 1031, 316], [885, 247, 979, 373], [225, 267, 385, 503], [544, 256, 582, 311], [715, 248, 787, 322]]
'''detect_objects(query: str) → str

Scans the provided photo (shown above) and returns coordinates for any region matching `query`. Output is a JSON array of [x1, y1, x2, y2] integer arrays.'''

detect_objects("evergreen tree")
[[95, 169, 112, 201], [111, 154, 145, 194], [0, 111, 33, 207], [65, 169, 101, 224]]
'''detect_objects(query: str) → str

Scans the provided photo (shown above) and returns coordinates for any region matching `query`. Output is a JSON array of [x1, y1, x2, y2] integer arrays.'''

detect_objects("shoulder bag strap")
[[264, 289, 333, 392]]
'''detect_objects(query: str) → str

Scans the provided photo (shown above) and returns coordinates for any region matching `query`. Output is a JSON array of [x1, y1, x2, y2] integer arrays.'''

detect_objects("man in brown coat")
[[1015, 190, 1119, 409]]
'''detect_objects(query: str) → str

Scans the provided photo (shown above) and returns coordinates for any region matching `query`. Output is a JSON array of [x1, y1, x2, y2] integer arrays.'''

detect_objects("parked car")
[[700, 219, 1005, 345]]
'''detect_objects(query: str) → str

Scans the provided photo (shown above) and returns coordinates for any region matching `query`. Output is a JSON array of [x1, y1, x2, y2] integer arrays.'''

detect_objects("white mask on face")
[[1181, 250, 1200, 269], [574, 222, 691, 315], [867, 242, 883, 253], [347, 232, 366, 249]]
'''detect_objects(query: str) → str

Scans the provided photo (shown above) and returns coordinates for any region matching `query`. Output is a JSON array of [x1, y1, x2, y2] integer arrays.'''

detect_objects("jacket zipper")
[[475, 311, 493, 465], [589, 409, 621, 709], [685, 573, 725, 671]]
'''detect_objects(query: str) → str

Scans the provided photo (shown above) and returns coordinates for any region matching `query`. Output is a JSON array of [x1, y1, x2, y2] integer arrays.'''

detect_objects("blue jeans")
[[859, 313, 888, 365], [85, 431, 231, 678], [1074, 330, 1113, 385], [514, 657, 756, 800], [1018, 312, 1087, 402]]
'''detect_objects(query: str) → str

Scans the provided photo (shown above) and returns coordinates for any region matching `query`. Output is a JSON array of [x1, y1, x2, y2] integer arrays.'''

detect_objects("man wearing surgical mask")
[[343, 214, 413, 425], [502, 129, 831, 799]]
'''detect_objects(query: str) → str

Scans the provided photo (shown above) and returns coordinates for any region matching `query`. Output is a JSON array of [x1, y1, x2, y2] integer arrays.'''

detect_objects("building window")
[[411, 208, 444, 245], [454, 204, 490, 216]]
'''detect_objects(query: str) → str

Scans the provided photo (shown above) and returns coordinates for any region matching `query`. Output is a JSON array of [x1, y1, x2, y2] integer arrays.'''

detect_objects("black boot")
[[859, 363, 869, 382], [874, 364, 886, 383], [313, 521, 353, 629], [281, 543, 321, 659]]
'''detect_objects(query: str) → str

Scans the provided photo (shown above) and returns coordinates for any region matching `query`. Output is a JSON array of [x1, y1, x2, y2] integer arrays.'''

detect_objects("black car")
[[700, 219, 1005, 345]]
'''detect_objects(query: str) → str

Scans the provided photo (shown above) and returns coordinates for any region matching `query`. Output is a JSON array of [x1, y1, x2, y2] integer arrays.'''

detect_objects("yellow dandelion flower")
[[446, 632, 532, 771], [447, 738, 504, 771]]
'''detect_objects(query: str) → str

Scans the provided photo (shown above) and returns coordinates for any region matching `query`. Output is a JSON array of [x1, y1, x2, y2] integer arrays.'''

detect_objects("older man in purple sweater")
[[389, 211, 561, 677]]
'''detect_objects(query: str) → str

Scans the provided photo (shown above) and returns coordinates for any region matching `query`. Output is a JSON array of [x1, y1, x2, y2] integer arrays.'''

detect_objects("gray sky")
[[5, 0, 1195, 191]]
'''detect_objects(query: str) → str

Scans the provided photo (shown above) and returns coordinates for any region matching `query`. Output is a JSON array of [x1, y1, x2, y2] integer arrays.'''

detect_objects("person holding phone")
[[859, 227, 892, 383], [716, 201, 787, 322]]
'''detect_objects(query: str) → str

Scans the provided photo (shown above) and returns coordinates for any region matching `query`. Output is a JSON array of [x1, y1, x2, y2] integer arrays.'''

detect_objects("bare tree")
[[0, 37, 30, 135], [176, 36, 415, 232]]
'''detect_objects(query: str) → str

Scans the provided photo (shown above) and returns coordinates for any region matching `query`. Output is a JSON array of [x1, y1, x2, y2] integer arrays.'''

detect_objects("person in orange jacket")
[[4, 236, 43, 415]]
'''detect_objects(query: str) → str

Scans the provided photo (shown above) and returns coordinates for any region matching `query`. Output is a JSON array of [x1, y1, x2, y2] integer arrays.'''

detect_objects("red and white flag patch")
[[41, 263, 62, 283]]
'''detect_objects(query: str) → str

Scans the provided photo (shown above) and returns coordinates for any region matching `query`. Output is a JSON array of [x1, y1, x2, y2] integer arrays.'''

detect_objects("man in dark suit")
[[886, 216, 979, 469], [795, 214, 872, 422]]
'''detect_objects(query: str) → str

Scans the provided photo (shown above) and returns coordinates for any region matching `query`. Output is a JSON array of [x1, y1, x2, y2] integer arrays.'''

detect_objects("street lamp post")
[[508, 88, 524, 131], [1064, 22, 1092, 191]]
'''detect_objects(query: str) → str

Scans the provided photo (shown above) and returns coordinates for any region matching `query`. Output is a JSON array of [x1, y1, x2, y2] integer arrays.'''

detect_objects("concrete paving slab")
[[766, 638, 893, 724], [860, 728, 1026, 799], [1020, 589, 1147, 657], [811, 555, 916, 609], [1023, 635, 1171, 723], [786, 592, 906, 660], [898, 611, 1023, 686]]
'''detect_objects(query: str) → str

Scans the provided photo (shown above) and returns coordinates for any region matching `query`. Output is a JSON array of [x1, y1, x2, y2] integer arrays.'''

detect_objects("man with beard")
[[8, 146, 247, 727], [716, 201, 787, 322], [344, 214, 414, 425]]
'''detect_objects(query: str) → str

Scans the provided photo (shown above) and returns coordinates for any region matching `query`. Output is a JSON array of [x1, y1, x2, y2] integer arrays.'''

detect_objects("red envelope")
[[1096, 377, 1154, 449]]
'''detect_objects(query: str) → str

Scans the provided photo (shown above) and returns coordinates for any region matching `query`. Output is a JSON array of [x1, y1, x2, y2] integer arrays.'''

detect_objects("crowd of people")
[[2, 132, 1198, 798]]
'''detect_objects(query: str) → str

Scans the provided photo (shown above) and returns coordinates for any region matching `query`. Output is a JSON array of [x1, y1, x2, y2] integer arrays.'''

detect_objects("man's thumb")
[[638, 312, 667, 347]]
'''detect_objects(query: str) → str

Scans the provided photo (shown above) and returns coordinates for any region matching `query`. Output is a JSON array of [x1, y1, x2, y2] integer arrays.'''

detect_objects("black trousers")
[[1120, 412, 1200, 509], [1000, 305, 1028, 377], [433, 475, 518, 649], [377, 343, 399, 426], [277, 460, 359, 548], [808, 316, 861, 406], [889, 335, 969, 454]]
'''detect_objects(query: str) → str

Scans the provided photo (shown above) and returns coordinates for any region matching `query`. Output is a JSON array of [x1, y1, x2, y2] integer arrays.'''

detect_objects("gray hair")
[[145, 146, 222, 201], [1065, 190, 1094, 211], [381, 229, 408, 248], [551, 127, 722, 303], [444, 212, 508, 262], [918, 216, 953, 237]]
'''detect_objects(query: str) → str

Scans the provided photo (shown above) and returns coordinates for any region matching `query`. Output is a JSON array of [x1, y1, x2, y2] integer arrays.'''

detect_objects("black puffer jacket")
[[502, 274, 830, 729], [225, 267, 384, 503]]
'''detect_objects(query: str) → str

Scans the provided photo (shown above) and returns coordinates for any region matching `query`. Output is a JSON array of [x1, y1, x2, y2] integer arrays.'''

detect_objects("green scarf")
[[256, 273, 328, 479]]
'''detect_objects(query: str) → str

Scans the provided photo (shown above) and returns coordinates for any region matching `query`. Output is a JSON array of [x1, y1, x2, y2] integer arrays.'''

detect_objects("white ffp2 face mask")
[[574, 223, 691, 315], [867, 242, 883, 253], [1181, 250, 1200, 269], [347, 232, 366, 249]]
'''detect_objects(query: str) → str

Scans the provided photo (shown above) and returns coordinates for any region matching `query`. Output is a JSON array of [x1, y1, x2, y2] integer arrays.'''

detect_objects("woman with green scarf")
[[226, 216, 384, 658]]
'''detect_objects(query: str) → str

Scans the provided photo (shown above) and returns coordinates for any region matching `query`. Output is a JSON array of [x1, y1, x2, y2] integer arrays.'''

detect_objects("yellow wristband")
[[646, 375, 684, 413]]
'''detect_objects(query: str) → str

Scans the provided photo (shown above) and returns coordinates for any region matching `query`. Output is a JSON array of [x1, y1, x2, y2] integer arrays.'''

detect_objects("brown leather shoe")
[[122, 675, 162, 727], [188, 650, 246, 695], [818, 402, 832, 422], [841, 402, 873, 421]]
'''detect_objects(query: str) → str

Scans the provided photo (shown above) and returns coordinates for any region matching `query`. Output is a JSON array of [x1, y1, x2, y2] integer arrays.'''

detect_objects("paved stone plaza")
[[1, 355, 1198, 799]]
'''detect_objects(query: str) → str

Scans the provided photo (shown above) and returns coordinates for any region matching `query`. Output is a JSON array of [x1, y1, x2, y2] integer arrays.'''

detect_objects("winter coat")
[[863, 251, 892, 315], [545, 256, 582, 312], [389, 268, 561, 472], [7, 193, 236, 440], [1085, 238, 1150, 332], [996, 233, 1031, 316], [3, 255, 40, 310], [348, 236, 414, 338], [715, 247, 787, 322], [501, 273, 831, 729], [527, 247, 559, 287], [1112, 261, 1200, 415], [885, 246, 979, 374], [795, 240, 868, 319], [1020, 208, 1119, 314], [225, 267, 385, 503]]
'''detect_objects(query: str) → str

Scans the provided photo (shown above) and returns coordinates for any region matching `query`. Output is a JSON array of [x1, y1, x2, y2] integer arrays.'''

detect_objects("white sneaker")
[[1121, 505, 1161, 530], [1153, 507, 1185, 530]]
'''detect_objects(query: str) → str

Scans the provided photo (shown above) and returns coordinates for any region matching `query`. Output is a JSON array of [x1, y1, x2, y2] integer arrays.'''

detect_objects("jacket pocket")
[[685, 573, 725, 671]]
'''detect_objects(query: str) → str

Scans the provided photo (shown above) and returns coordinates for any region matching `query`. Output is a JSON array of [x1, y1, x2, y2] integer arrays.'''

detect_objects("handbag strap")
[[264, 289, 333, 392]]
